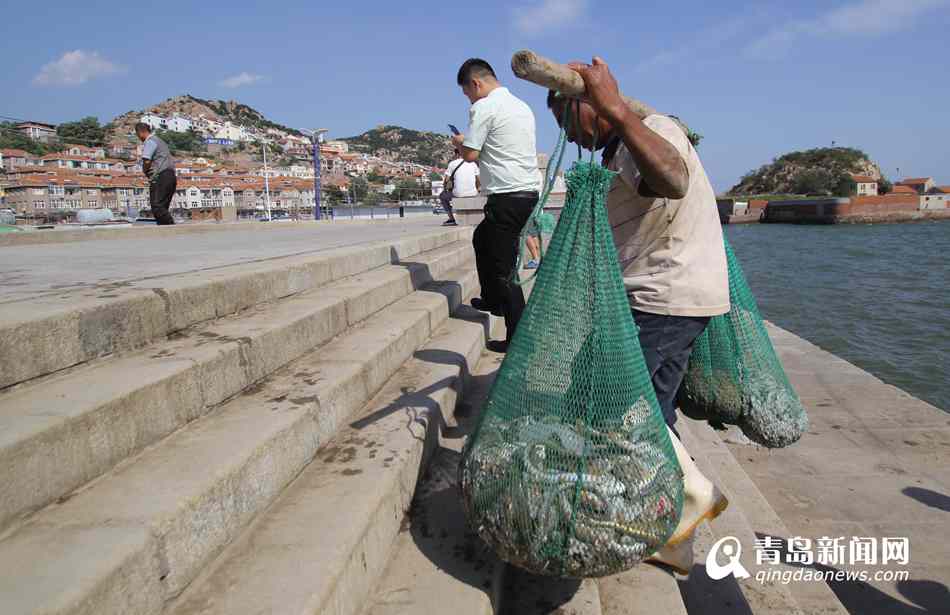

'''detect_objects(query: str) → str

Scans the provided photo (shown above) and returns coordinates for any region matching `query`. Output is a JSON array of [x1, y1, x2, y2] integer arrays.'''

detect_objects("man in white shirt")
[[452, 58, 541, 351], [441, 149, 479, 226], [546, 56, 730, 574]]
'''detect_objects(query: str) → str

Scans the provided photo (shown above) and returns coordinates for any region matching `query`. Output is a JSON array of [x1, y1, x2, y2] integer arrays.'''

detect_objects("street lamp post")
[[310, 128, 329, 220], [262, 141, 272, 221]]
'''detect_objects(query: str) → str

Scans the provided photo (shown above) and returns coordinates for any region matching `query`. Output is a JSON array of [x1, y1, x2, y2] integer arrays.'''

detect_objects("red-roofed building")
[[896, 177, 935, 194], [850, 174, 879, 196], [1, 149, 39, 172], [3, 169, 149, 219], [891, 185, 917, 195]]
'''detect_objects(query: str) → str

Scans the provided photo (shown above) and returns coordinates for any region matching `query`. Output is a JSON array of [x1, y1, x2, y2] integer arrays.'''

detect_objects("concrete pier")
[[726, 323, 950, 613]]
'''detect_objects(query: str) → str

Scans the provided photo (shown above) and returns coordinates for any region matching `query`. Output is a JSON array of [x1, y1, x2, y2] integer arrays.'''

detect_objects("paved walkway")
[[730, 324, 949, 614], [0, 218, 447, 304]]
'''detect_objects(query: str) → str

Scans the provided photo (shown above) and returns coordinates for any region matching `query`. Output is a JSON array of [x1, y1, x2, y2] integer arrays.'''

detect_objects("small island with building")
[[718, 147, 949, 224]]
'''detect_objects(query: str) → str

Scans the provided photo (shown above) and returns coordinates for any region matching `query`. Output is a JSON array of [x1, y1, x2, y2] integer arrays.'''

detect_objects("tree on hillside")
[[157, 129, 207, 154], [394, 178, 422, 201], [878, 178, 893, 194], [324, 185, 346, 204], [350, 176, 369, 201], [56, 117, 106, 145], [364, 190, 384, 206], [790, 169, 855, 197]]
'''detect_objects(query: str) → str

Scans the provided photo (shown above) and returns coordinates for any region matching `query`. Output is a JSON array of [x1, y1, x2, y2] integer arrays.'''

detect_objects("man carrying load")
[[546, 56, 730, 573]]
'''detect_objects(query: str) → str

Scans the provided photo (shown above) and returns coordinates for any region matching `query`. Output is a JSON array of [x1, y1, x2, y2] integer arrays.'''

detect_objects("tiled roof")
[[1, 149, 33, 157], [850, 174, 877, 183], [891, 185, 917, 194], [897, 178, 932, 185]]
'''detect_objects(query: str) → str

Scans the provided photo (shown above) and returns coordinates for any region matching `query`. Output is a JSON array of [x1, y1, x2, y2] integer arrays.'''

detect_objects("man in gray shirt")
[[135, 122, 177, 225]]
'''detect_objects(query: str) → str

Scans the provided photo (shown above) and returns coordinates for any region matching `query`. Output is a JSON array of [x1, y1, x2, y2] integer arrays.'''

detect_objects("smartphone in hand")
[[448, 124, 461, 136]]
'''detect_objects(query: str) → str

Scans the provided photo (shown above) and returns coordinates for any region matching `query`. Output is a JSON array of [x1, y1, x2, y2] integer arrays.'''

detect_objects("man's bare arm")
[[610, 106, 688, 199], [569, 57, 688, 199], [142, 159, 152, 177], [452, 134, 479, 162]]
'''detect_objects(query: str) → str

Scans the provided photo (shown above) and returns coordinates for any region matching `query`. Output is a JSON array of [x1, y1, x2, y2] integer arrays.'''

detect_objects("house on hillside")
[[64, 144, 106, 159], [16, 121, 56, 143], [139, 114, 168, 131], [896, 177, 934, 194], [166, 115, 193, 133], [0, 149, 37, 172], [850, 174, 878, 196]]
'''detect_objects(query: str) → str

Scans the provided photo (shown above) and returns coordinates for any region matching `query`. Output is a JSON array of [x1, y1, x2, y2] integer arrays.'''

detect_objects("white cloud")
[[219, 72, 264, 88], [746, 0, 948, 58], [514, 0, 589, 36], [32, 50, 125, 87]]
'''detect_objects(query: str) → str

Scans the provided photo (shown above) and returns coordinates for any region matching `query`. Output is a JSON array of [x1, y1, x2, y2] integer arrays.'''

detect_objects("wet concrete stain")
[[322, 445, 358, 464], [340, 468, 363, 476], [244, 381, 268, 395]]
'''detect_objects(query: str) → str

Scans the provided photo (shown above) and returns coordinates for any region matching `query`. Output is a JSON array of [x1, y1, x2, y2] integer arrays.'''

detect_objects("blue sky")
[[3, 0, 949, 191]]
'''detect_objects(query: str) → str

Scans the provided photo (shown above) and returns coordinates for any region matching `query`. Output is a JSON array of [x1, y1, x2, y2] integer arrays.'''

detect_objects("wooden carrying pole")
[[510, 49, 657, 119]]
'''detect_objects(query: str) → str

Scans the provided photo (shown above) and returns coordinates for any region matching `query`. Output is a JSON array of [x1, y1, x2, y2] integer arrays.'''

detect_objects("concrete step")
[[679, 420, 850, 615], [0, 239, 473, 534], [168, 296, 500, 615], [0, 265, 480, 615], [361, 349, 506, 615], [500, 569, 602, 615], [0, 227, 468, 389], [676, 418, 806, 615], [597, 564, 689, 615], [363, 448, 500, 615]]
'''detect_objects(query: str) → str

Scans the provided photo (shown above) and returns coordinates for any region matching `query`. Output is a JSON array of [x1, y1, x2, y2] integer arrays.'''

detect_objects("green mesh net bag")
[[459, 159, 684, 578], [677, 237, 808, 448]]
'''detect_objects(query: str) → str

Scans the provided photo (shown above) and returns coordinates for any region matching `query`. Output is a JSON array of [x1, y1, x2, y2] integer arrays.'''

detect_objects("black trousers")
[[632, 309, 711, 431], [149, 169, 177, 225], [473, 192, 537, 342]]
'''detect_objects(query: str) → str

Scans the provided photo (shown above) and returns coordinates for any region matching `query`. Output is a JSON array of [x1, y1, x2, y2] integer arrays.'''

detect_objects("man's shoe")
[[666, 426, 729, 546], [442, 219, 457, 226], [471, 298, 503, 316], [486, 340, 509, 353], [646, 532, 695, 576], [524, 259, 539, 270]]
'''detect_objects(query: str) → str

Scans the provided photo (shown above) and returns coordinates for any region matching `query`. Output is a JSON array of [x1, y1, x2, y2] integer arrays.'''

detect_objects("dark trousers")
[[632, 309, 710, 431], [473, 192, 537, 342], [149, 169, 177, 225]]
